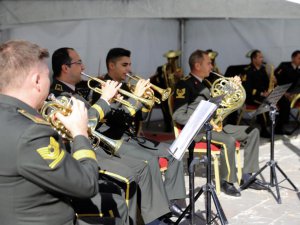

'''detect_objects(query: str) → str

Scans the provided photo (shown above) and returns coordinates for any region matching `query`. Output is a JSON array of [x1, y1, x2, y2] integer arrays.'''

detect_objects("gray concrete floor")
[[144, 121, 300, 225], [179, 133, 300, 225]]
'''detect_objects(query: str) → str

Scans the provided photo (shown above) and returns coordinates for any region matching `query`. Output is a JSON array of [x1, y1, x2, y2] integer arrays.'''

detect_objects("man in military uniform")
[[275, 50, 300, 88], [150, 50, 183, 132], [244, 50, 291, 135], [0, 40, 99, 225], [275, 50, 300, 133], [92, 48, 187, 219], [50, 47, 172, 225], [173, 49, 265, 197]]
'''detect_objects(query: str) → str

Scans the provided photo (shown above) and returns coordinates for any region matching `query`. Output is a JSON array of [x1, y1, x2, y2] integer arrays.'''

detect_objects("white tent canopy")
[[0, 0, 299, 77], [1, 0, 300, 27]]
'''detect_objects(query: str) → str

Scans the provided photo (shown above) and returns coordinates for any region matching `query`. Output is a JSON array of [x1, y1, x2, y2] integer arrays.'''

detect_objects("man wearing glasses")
[[50, 47, 173, 225]]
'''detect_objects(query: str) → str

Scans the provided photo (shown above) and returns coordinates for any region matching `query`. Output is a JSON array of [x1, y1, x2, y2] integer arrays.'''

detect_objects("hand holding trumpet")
[[133, 79, 152, 97], [100, 80, 122, 103], [54, 97, 89, 138]]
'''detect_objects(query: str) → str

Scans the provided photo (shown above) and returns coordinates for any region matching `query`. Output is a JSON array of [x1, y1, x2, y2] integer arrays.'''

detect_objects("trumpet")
[[81, 72, 136, 109], [126, 73, 172, 104], [40, 94, 122, 155], [81, 72, 155, 110]]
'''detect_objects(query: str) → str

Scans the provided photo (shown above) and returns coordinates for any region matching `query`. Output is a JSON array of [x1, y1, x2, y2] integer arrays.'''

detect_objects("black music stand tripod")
[[239, 84, 298, 204], [175, 121, 228, 225]]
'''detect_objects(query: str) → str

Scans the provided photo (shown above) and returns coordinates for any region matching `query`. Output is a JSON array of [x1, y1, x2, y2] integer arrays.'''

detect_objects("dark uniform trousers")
[[173, 75, 260, 184], [50, 79, 170, 225]]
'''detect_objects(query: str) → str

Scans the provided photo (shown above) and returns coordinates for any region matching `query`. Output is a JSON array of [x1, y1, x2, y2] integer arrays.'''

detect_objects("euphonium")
[[126, 73, 172, 104], [40, 94, 122, 155], [209, 72, 246, 132]]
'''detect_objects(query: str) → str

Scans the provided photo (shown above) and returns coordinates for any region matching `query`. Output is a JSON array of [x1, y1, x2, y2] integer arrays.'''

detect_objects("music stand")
[[239, 84, 299, 204], [171, 96, 228, 225]]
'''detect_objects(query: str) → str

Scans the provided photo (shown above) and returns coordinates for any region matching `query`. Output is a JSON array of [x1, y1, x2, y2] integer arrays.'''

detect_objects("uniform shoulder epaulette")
[[244, 65, 251, 71], [18, 109, 50, 126], [181, 75, 191, 80]]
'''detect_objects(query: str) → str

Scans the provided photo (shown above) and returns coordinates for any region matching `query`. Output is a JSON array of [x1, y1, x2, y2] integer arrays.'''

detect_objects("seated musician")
[[173, 49, 266, 197], [50, 47, 174, 225], [244, 50, 291, 136], [275, 50, 300, 132], [92, 47, 188, 223], [150, 50, 183, 132]]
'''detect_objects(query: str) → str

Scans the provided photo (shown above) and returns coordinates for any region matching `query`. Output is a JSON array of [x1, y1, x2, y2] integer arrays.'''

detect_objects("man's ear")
[[62, 64, 69, 73], [108, 62, 115, 70], [195, 62, 201, 71], [31, 72, 40, 91]]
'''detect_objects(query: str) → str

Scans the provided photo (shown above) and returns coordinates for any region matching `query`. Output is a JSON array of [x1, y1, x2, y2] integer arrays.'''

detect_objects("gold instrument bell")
[[207, 49, 218, 60], [163, 50, 181, 59]]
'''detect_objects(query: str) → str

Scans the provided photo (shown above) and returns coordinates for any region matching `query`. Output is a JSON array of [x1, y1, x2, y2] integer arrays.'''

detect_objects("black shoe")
[[159, 217, 175, 225], [169, 203, 184, 218], [146, 218, 174, 225], [221, 181, 241, 197], [240, 179, 268, 190]]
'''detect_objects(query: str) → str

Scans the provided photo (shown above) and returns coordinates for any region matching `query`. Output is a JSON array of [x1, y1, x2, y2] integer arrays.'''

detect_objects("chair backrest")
[[168, 94, 181, 138]]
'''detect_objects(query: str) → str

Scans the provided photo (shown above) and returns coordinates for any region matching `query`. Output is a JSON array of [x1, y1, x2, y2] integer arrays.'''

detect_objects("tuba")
[[162, 50, 182, 90], [40, 94, 122, 155], [209, 72, 246, 131]]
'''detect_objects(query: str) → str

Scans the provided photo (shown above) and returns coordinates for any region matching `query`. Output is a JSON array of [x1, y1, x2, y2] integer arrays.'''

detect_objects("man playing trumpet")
[[92, 48, 187, 221], [50, 47, 173, 225]]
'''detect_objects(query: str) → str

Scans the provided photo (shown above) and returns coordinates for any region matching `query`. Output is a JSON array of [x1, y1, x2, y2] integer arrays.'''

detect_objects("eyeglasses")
[[67, 60, 83, 66]]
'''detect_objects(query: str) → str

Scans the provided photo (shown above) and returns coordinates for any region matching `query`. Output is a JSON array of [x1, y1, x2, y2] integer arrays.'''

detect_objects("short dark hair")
[[250, 50, 261, 62], [52, 47, 74, 78], [106, 48, 131, 70], [291, 50, 300, 58], [188, 49, 207, 70]]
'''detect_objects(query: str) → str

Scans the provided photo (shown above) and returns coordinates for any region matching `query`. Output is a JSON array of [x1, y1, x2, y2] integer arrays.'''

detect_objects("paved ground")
[[143, 121, 300, 225], [175, 132, 300, 225]]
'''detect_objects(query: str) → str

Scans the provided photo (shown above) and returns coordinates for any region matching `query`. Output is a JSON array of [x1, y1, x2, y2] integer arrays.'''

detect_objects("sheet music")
[[169, 100, 218, 160], [254, 83, 292, 116]]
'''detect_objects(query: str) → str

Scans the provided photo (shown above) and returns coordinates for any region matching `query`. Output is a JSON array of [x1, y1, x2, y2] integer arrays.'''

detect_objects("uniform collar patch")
[[55, 84, 63, 91], [176, 88, 186, 99]]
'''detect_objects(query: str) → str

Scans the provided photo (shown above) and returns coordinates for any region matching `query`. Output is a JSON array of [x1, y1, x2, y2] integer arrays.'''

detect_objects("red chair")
[[169, 95, 242, 195]]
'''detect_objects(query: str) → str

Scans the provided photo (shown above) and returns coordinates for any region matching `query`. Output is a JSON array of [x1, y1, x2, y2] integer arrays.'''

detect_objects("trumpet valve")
[[161, 87, 172, 101]]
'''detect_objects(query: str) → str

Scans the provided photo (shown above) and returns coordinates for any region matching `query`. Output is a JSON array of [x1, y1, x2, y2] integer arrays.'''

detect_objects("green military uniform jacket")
[[50, 78, 171, 224], [0, 94, 98, 225], [173, 74, 260, 183]]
